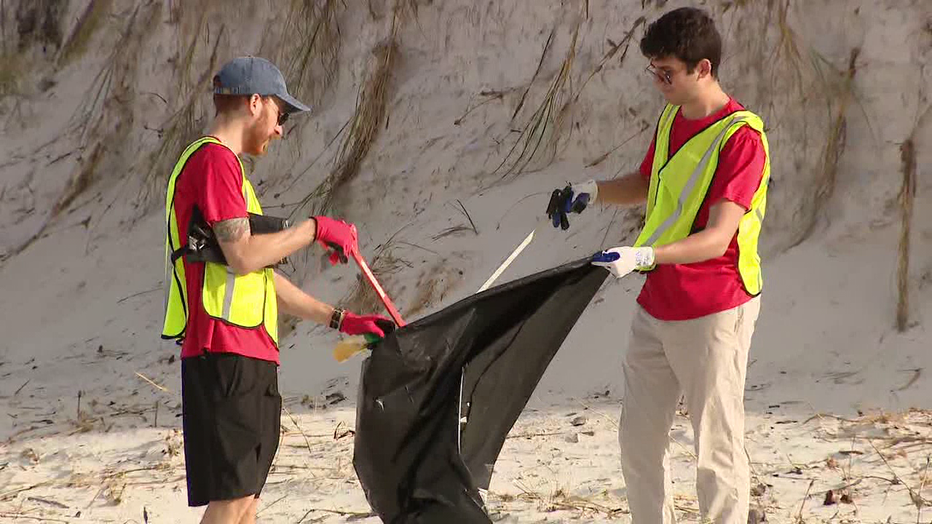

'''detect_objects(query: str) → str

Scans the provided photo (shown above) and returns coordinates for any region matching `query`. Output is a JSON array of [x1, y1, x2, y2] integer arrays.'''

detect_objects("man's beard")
[[245, 124, 270, 156]]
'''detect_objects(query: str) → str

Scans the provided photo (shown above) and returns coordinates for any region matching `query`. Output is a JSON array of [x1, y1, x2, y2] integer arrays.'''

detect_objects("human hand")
[[339, 311, 396, 339], [591, 246, 655, 278], [546, 180, 598, 230], [313, 216, 358, 265]]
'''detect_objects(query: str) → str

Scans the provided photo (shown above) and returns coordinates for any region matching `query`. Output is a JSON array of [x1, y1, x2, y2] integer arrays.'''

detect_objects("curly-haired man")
[[548, 7, 770, 522]]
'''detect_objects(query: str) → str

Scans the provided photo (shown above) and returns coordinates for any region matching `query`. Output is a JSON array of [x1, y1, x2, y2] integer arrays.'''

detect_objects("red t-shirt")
[[636, 99, 766, 321], [173, 141, 279, 363]]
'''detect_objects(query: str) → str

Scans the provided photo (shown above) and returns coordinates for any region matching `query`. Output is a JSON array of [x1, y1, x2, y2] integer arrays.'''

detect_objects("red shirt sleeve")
[[188, 144, 248, 225], [639, 138, 656, 181], [705, 127, 765, 210]]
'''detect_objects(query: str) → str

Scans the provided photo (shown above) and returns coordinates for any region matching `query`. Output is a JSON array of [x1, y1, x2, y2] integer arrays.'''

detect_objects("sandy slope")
[[1, 0, 931, 521]]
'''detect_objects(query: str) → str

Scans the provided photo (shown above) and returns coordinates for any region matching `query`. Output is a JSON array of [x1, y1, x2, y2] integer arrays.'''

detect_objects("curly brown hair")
[[639, 7, 722, 78]]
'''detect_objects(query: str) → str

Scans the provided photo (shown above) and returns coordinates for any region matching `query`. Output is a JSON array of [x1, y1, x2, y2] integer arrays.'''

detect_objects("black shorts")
[[181, 352, 281, 507]]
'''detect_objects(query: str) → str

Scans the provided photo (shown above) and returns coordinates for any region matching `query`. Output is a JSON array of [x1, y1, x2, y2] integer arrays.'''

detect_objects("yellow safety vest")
[[161, 137, 279, 345], [634, 104, 771, 296]]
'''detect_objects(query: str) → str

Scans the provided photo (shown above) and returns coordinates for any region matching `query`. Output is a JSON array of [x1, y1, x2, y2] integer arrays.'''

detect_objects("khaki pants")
[[619, 297, 760, 524]]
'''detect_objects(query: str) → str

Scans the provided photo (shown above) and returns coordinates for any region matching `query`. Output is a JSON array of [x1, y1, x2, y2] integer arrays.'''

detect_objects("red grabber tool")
[[333, 227, 406, 363], [351, 248, 406, 327], [328, 224, 405, 327]]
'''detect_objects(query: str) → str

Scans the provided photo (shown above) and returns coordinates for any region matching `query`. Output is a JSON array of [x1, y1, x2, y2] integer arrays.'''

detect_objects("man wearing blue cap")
[[162, 56, 393, 523]]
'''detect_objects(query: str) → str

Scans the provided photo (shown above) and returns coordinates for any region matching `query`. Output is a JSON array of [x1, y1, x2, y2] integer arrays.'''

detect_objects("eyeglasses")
[[645, 64, 673, 85]]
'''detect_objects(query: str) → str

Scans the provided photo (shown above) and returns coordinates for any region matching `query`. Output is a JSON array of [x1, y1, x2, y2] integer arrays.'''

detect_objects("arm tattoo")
[[214, 217, 250, 243]]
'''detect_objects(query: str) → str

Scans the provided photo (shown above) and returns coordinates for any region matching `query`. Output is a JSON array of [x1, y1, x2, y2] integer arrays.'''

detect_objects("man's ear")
[[247, 94, 262, 117], [697, 59, 713, 80]]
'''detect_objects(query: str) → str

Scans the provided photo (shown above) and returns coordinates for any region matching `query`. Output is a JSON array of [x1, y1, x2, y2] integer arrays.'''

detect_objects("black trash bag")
[[353, 257, 608, 523]]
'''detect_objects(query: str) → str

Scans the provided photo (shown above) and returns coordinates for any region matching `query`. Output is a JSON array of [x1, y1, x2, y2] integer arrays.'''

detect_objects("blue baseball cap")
[[213, 56, 311, 114]]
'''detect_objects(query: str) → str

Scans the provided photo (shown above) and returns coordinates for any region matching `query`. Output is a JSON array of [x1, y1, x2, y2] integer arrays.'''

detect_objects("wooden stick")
[[282, 406, 319, 479], [0, 482, 50, 501], [868, 438, 930, 506], [256, 493, 288, 515], [897, 137, 916, 332], [13, 380, 29, 396], [795, 479, 815, 521], [0, 513, 69, 523], [477, 229, 535, 293], [299, 507, 373, 518], [26, 496, 69, 509], [506, 431, 566, 439], [135, 372, 170, 394]]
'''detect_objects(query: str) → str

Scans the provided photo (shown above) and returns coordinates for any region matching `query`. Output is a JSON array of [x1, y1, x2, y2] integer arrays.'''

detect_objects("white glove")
[[572, 180, 599, 204], [591, 246, 655, 278], [547, 180, 600, 230]]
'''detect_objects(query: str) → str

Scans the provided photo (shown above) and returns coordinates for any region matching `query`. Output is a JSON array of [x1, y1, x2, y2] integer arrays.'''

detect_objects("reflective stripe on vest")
[[634, 104, 771, 296], [161, 137, 279, 345]]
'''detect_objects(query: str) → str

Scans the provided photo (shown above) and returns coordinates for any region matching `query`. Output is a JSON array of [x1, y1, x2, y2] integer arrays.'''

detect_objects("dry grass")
[[759, 0, 870, 250], [302, 1, 408, 215], [772, 0, 805, 91], [50, 143, 103, 219], [497, 481, 629, 519], [8, 1, 67, 53], [574, 16, 646, 105], [323, 33, 398, 211], [573, 16, 649, 168], [138, 13, 224, 209], [773, 408, 932, 521], [896, 137, 916, 332], [68, 4, 157, 143], [0, 141, 104, 263], [432, 200, 478, 240], [792, 47, 860, 246], [57, 0, 112, 66], [341, 230, 409, 315], [493, 22, 580, 180], [586, 122, 650, 168], [394, 0, 421, 28], [404, 261, 464, 319], [510, 28, 555, 124], [0, 53, 23, 98], [342, 256, 404, 314], [404, 274, 439, 319], [280, 0, 342, 106], [0, 430, 183, 516], [764, 2, 874, 140], [454, 89, 508, 126]]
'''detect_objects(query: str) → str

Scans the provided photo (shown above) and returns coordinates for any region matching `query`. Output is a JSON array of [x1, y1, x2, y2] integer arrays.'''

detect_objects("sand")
[[1, 0, 931, 521]]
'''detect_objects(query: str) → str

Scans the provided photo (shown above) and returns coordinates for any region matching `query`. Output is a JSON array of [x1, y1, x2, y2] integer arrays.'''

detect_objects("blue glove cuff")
[[592, 250, 620, 263]]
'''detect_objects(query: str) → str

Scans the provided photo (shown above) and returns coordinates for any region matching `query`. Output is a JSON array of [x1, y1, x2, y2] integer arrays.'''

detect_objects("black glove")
[[546, 184, 592, 230]]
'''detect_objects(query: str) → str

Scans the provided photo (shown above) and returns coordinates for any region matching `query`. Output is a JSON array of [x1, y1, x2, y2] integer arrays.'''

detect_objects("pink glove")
[[339, 312, 396, 338], [313, 216, 358, 265]]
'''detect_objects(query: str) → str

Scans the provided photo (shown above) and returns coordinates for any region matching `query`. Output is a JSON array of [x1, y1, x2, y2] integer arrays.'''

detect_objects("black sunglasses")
[[260, 96, 290, 126], [265, 97, 289, 126]]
